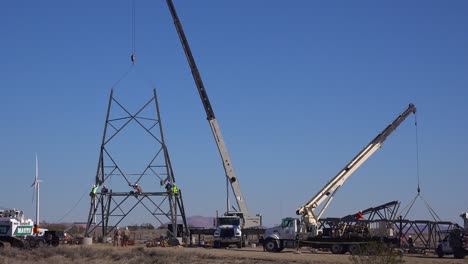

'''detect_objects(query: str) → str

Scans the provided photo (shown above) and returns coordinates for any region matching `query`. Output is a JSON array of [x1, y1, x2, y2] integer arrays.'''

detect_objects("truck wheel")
[[453, 247, 465, 259], [348, 244, 361, 255], [264, 239, 279, 253], [37, 239, 45, 248], [213, 241, 221, 248], [51, 239, 59, 247], [28, 239, 38, 248], [237, 237, 246, 248], [436, 245, 444, 258], [11, 239, 25, 248], [331, 244, 343, 254]]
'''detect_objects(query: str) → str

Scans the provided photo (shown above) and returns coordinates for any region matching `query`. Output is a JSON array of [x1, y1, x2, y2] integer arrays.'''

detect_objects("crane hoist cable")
[[131, 0, 136, 64], [415, 113, 421, 194], [106, 0, 139, 89], [109, 0, 140, 87], [398, 113, 442, 222], [112, 0, 160, 92]]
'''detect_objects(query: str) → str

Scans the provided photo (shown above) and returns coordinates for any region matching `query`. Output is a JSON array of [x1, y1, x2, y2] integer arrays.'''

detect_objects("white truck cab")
[[213, 215, 244, 248]]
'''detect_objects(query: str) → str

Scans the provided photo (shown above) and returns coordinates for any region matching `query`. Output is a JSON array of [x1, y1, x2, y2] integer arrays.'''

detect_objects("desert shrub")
[[349, 242, 404, 264], [1, 245, 314, 264], [132, 247, 145, 254]]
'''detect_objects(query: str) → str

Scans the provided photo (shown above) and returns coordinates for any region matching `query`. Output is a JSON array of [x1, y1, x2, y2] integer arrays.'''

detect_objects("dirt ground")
[[1, 244, 467, 264], [152, 246, 468, 264]]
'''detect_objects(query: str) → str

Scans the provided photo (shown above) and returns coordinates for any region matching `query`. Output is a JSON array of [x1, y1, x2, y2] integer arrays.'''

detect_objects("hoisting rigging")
[[398, 111, 442, 222]]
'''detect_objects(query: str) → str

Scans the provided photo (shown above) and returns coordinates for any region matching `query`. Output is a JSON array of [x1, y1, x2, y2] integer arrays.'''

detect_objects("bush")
[[349, 242, 405, 264]]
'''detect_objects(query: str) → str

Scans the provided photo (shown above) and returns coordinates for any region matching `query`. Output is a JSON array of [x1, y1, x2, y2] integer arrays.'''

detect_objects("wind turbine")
[[31, 154, 42, 226]]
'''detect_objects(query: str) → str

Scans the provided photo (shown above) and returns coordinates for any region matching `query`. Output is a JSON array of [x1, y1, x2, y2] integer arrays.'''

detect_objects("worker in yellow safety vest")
[[90, 184, 98, 197], [172, 185, 179, 196]]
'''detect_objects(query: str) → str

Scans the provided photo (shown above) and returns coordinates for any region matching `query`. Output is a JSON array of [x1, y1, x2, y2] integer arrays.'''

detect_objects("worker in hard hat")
[[122, 227, 130, 247], [33, 224, 40, 236], [113, 227, 121, 247], [131, 183, 142, 194], [165, 182, 179, 196], [407, 235, 414, 249], [356, 211, 363, 219], [90, 184, 98, 197]]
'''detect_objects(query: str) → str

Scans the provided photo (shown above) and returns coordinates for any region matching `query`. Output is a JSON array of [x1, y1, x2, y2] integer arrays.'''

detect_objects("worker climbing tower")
[[84, 88, 189, 240]]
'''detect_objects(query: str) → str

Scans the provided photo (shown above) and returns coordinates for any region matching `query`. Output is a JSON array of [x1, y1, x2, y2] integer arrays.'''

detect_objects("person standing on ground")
[[122, 227, 130, 247], [408, 235, 414, 249], [113, 227, 121, 247], [33, 224, 40, 236]]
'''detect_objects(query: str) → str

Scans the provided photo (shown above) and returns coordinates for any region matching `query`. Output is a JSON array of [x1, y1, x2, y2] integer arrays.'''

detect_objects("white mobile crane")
[[165, 0, 260, 247], [0, 209, 35, 248], [263, 104, 416, 253]]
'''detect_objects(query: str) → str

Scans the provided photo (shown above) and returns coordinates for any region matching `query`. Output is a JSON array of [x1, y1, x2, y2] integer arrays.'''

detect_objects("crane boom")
[[166, 0, 251, 219], [297, 104, 416, 226]]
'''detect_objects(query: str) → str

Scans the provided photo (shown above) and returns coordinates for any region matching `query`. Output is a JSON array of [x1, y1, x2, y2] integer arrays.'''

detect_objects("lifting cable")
[[131, 0, 136, 64], [107, 0, 138, 90], [58, 2, 139, 222], [120, 0, 155, 87], [55, 190, 88, 223], [414, 113, 421, 194], [398, 112, 442, 222], [61, 1, 162, 223]]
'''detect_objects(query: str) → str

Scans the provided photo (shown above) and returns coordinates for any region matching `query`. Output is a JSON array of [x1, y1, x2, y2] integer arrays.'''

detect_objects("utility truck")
[[436, 228, 468, 259], [0, 209, 36, 248], [213, 214, 243, 248], [166, 0, 261, 247], [436, 213, 468, 259], [263, 104, 416, 253]]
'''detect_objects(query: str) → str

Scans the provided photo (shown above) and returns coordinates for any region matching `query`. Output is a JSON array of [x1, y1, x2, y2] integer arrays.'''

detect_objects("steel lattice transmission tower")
[[85, 89, 189, 239]]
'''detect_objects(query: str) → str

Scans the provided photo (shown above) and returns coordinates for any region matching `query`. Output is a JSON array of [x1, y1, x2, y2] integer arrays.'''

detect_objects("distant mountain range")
[[164, 216, 268, 229], [186, 215, 215, 228], [53, 216, 217, 229], [159, 216, 216, 229]]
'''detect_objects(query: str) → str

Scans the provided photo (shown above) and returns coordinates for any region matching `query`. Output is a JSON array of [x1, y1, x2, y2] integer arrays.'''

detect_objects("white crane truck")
[[0, 209, 36, 248], [263, 104, 416, 253], [166, 0, 261, 248]]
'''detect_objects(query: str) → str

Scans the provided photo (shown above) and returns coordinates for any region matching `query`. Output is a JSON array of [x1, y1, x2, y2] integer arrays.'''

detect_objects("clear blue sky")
[[1, 1, 467, 227]]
